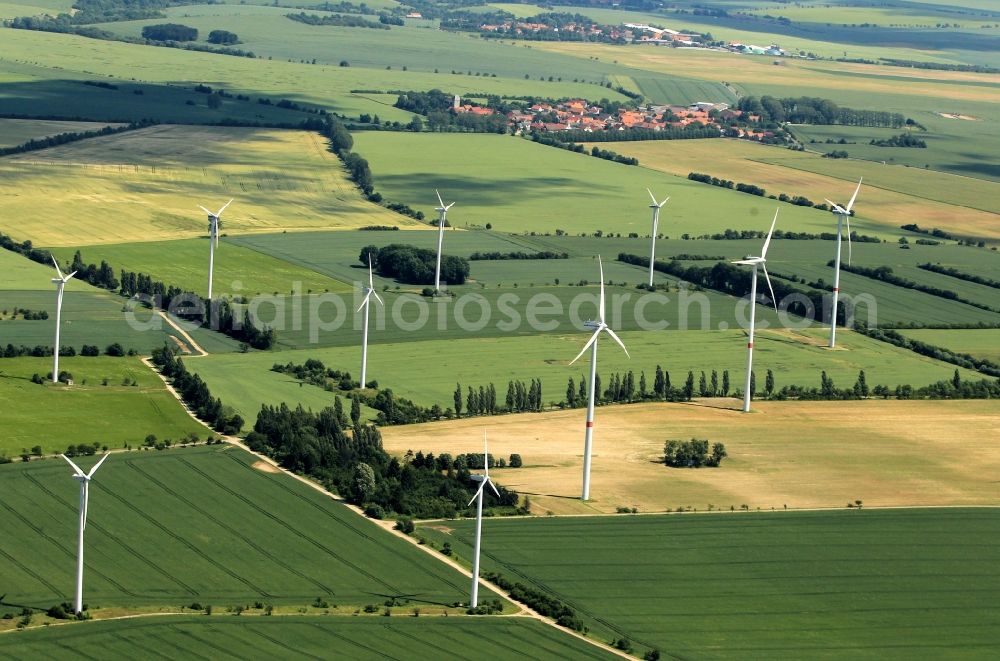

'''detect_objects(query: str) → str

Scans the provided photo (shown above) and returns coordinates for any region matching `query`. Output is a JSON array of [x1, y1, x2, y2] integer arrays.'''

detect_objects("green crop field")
[[0, 615, 616, 660], [900, 328, 1000, 362], [418, 508, 1000, 660], [0, 356, 205, 457], [631, 74, 736, 106], [0, 118, 122, 147], [188, 327, 981, 424], [352, 132, 851, 237], [0, 445, 489, 609], [0, 29, 628, 123], [48, 238, 351, 299], [1, 124, 412, 247]]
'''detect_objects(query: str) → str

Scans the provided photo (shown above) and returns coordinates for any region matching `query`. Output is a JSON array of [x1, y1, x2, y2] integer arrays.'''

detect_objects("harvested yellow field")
[[1, 124, 418, 246], [594, 138, 1000, 238], [382, 400, 1000, 515]]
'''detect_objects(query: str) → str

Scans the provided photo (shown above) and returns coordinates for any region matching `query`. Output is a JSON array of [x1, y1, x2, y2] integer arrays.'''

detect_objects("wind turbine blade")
[[602, 326, 631, 358], [368, 255, 375, 287], [569, 328, 602, 366], [82, 482, 89, 530], [483, 432, 489, 480], [486, 477, 500, 497], [215, 199, 234, 217], [51, 256, 64, 280], [435, 189, 445, 207], [647, 188, 658, 205], [86, 452, 110, 478], [467, 480, 486, 507], [60, 454, 85, 477], [198, 205, 213, 216], [371, 290, 384, 306], [659, 196, 670, 207], [65, 271, 77, 281], [825, 199, 845, 214], [845, 214, 853, 266], [761, 264, 778, 313], [356, 291, 372, 313], [845, 178, 862, 213], [597, 255, 606, 324], [761, 209, 778, 259], [445, 202, 455, 211]]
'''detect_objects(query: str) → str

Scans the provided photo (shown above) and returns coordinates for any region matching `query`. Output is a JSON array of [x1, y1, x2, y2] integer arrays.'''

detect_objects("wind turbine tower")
[[646, 189, 669, 287], [731, 210, 779, 413], [433, 190, 454, 293], [198, 199, 233, 300], [50, 257, 77, 383], [357, 255, 384, 389], [824, 179, 862, 349], [467, 432, 500, 608], [61, 452, 110, 615], [569, 256, 630, 500]]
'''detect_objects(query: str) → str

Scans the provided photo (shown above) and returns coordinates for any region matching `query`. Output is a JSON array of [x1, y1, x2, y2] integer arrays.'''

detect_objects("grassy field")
[[418, 508, 1000, 659], [352, 132, 852, 237], [0, 29, 628, 122], [1, 125, 412, 246], [384, 399, 1000, 514], [48, 238, 351, 298], [0, 118, 122, 147], [0, 615, 616, 660], [593, 138, 1000, 242], [0, 444, 490, 610], [0, 356, 205, 457], [900, 328, 1000, 362], [186, 327, 983, 425]]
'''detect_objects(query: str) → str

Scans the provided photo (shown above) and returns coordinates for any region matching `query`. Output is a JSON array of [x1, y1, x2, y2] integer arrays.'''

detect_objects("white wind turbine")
[[357, 255, 384, 389], [60, 452, 110, 615], [433, 190, 454, 293], [467, 431, 499, 608], [731, 210, 779, 413], [198, 199, 233, 300], [50, 257, 77, 384], [824, 179, 862, 349], [569, 256, 629, 501], [646, 189, 669, 287]]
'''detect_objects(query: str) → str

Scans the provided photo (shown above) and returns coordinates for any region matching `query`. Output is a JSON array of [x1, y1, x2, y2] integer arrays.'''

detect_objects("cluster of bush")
[[736, 95, 905, 128], [918, 263, 1000, 289], [1, 343, 134, 359], [688, 172, 827, 208], [4, 307, 48, 320], [679, 228, 880, 243], [663, 439, 728, 468], [360, 244, 469, 286], [901, 224, 955, 241], [468, 251, 568, 261], [857, 326, 1000, 379], [870, 133, 926, 148], [285, 12, 389, 29], [482, 571, 585, 631], [0, 120, 153, 157], [529, 132, 638, 165]]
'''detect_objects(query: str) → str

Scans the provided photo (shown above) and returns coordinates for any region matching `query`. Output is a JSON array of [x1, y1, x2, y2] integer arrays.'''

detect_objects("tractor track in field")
[[133, 457, 337, 596], [219, 452, 470, 596], [176, 456, 393, 595]]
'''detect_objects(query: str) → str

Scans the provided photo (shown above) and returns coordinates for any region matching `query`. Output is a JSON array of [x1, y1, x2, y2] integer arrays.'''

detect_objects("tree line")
[[857, 325, 1000, 378], [548, 125, 720, 143], [679, 228, 881, 243], [918, 263, 1000, 290], [151, 344, 244, 435], [360, 244, 469, 286], [870, 132, 926, 148], [246, 400, 521, 519], [836, 262, 1000, 314], [737, 95, 906, 128], [468, 250, 568, 260], [285, 12, 389, 29], [0, 120, 153, 157], [688, 171, 832, 210], [618, 252, 844, 325], [530, 133, 638, 166]]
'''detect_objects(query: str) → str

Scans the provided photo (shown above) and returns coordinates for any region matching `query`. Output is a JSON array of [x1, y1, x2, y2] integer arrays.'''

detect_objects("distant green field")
[[632, 74, 736, 105], [419, 508, 1000, 660], [0, 118, 121, 147], [900, 328, 1000, 362], [49, 238, 350, 299], [0, 615, 616, 660], [0, 445, 486, 608], [352, 132, 851, 237], [0, 356, 205, 457], [188, 327, 981, 424], [0, 29, 628, 123]]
